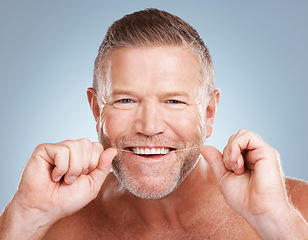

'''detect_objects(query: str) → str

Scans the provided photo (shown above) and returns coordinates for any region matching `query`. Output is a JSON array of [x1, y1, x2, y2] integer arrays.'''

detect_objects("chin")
[[116, 173, 180, 200], [112, 154, 200, 200]]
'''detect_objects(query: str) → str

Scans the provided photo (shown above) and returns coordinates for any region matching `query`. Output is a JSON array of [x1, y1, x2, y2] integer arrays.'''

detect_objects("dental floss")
[[114, 146, 201, 153]]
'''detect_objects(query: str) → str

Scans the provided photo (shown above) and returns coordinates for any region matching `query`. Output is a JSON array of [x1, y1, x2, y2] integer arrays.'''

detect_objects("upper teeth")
[[131, 147, 171, 155]]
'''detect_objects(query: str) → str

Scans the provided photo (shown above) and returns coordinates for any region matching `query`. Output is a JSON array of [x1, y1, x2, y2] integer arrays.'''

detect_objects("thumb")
[[199, 145, 227, 182], [89, 148, 118, 188]]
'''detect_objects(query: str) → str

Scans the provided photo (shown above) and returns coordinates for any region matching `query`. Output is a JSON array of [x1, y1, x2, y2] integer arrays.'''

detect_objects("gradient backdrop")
[[1, 0, 307, 211]]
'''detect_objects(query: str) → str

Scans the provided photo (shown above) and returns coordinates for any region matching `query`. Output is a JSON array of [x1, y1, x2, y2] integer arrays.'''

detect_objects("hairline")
[[94, 43, 212, 103]]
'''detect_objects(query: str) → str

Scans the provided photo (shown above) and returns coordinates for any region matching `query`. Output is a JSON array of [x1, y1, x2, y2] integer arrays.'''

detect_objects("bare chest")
[[45, 198, 261, 240], [73, 214, 261, 240]]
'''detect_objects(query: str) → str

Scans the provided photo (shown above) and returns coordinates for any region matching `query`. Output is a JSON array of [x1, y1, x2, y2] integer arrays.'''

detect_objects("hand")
[[10, 139, 117, 229], [199, 129, 296, 237]]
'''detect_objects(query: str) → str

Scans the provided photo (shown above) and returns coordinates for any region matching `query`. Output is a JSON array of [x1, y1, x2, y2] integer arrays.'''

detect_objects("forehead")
[[102, 46, 202, 96]]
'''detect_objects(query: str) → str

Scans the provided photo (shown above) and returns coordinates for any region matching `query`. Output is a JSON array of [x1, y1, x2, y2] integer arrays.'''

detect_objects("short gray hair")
[[93, 8, 215, 101]]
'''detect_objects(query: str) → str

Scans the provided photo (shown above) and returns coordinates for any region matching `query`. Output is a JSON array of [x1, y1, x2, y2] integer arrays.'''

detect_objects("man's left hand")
[[199, 129, 308, 239]]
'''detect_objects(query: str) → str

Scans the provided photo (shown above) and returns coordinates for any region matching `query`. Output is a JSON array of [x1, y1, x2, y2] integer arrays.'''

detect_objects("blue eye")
[[112, 98, 136, 110], [168, 100, 180, 104], [165, 99, 187, 110], [120, 99, 133, 103]]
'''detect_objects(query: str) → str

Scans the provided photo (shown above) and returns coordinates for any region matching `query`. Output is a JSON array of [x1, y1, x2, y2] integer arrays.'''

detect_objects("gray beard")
[[99, 130, 203, 199]]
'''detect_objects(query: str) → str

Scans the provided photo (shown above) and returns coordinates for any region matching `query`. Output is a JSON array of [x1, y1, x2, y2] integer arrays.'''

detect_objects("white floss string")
[[115, 146, 201, 153]]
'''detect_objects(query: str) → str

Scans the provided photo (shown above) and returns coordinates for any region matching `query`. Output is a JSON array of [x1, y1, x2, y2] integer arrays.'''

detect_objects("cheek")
[[101, 109, 134, 140], [164, 109, 203, 140]]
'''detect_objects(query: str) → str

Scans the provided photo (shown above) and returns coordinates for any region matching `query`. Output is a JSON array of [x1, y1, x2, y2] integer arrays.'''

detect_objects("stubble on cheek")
[[97, 108, 207, 199], [104, 134, 202, 199]]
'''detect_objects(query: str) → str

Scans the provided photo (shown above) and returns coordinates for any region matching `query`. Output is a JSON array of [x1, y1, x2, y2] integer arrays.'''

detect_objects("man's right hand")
[[0, 139, 117, 239]]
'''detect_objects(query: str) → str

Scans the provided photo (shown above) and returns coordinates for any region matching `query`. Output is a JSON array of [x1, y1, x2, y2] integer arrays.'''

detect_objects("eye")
[[112, 98, 137, 110], [165, 99, 187, 110], [119, 99, 133, 103], [168, 99, 180, 104], [167, 99, 186, 104]]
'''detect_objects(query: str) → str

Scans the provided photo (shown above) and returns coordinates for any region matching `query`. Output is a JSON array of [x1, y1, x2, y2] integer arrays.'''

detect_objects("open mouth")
[[129, 147, 174, 155]]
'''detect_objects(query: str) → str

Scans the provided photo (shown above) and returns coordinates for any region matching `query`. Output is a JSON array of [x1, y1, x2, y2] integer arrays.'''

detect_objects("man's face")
[[98, 46, 206, 199]]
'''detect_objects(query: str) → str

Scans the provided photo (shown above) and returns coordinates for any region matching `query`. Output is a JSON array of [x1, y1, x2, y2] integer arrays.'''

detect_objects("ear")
[[205, 89, 220, 138], [87, 87, 100, 122]]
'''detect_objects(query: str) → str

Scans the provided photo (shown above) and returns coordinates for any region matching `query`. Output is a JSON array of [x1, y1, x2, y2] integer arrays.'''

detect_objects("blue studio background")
[[0, 0, 307, 211]]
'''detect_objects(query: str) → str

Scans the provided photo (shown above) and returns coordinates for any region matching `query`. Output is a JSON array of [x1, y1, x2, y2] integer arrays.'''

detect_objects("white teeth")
[[131, 147, 171, 155]]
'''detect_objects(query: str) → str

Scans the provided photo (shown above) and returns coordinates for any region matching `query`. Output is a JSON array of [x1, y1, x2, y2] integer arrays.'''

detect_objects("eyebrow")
[[111, 89, 137, 96], [159, 91, 191, 99], [112, 89, 191, 99]]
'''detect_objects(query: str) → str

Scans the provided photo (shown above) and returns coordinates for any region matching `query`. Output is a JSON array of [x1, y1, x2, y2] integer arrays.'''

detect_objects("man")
[[0, 8, 307, 239]]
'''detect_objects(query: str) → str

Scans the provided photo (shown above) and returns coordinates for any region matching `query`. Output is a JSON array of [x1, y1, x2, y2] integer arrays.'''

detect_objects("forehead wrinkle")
[[101, 46, 204, 102]]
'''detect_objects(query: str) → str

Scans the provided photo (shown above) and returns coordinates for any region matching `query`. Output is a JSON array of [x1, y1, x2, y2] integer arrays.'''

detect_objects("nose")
[[133, 101, 165, 137]]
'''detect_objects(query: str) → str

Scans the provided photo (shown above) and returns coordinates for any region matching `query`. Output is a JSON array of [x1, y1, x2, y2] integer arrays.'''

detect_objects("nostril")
[[132, 102, 166, 136]]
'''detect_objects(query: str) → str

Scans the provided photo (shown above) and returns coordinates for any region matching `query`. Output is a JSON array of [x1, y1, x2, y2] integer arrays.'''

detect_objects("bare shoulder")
[[285, 177, 308, 220], [42, 216, 84, 240]]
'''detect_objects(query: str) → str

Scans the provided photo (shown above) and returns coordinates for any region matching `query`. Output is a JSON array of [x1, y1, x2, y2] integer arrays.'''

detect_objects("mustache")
[[114, 134, 186, 149]]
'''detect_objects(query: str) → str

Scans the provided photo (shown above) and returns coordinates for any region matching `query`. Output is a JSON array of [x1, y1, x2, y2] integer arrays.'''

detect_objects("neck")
[[114, 158, 219, 229]]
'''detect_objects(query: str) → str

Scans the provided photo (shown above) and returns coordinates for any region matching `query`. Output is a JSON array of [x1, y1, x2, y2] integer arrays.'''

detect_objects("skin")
[[0, 46, 308, 240], [97, 46, 206, 200]]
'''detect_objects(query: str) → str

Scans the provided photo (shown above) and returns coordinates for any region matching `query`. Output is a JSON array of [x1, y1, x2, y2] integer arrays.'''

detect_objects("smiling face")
[[94, 46, 208, 199]]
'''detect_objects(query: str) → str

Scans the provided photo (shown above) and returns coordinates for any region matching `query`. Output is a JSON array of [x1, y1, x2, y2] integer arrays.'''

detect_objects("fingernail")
[[232, 163, 237, 171], [66, 176, 76, 184], [54, 175, 61, 182]]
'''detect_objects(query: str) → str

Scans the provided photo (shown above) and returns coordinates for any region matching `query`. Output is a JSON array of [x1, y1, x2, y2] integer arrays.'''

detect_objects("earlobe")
[[205, 89, 220, 138], [87, 87, 100, 122]]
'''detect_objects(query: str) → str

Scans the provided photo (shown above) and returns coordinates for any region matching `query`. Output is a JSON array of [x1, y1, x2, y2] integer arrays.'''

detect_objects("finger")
[[79, 138, 93, 175], [225, 130, 272, 175], [229, 131, 263, 165], [223, 145, 236, 171], [39, 143, 70, 183], [88, 142, 104, 173], [89, 148, 118, 189], [223, 129, 248, 172], [227, 133, 237, 145], [52, 146, 70, 182], [230, 146, 245, 175], [61, 140, 84, 184], [199, 145, 228, 182]]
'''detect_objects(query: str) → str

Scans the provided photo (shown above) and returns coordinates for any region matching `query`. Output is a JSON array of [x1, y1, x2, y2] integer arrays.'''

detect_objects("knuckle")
[[31, 143, 50, 160], [81, 139, 93, 152], [69, 140, 82, 149], [92, 141, 104, 152], [58, 145, 70, 155], [227, 134, 236, 144], [33, 143, 47, 155], [238, 128, 247, 134], [35, 143, 45, 151], [238, 128, 247, 133], [79, 138, 92, 145]]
